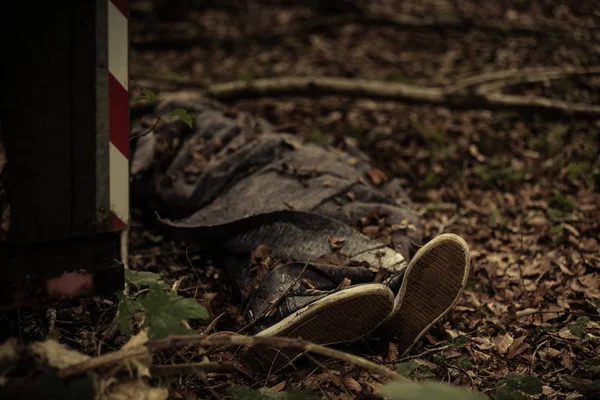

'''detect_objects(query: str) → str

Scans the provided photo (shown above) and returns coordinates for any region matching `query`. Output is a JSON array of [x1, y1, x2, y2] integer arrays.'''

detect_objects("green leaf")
[[230, 386, 317, 400], [379, 381, 489, 400], [118, 269, 208, 338], [396, 361, 433, 379], [124, 269, 169, 289], [454, 354, 472, 368], [142, 88, 158, 103], [396, 361, 419, 377], [498, 374, 542, 395], [306, 129, 328, 145], [137, 287, 209, 338], [569, 316, 591, 338], [167, 108, 193, 128], [495, 385, 525, 400], [567, 161, 591, 182], [237, 69, 255, 83], [130, 96, 148, 104], [450, 335, 467, 348], [423, 172, 441, 188], [548, 190, 575, 214], [116, 291, 142, 337], [283, 37, 301, 49]]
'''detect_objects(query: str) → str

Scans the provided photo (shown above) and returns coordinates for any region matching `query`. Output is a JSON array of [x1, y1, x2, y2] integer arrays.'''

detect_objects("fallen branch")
[[446, 66, 600, 94], [59, 333, 409, 383], [133, 67, 600, 117]]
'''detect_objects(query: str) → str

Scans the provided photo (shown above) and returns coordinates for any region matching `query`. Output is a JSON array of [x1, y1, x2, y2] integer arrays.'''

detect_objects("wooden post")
[[0, 0, 129, 310]]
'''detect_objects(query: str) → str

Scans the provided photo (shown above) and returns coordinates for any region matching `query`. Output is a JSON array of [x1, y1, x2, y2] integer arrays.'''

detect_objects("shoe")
[[375, 233, 471, 356], [242, 283, 394, 372]]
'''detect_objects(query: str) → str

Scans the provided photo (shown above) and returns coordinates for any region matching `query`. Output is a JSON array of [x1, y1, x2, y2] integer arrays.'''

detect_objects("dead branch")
[[447, 66, 600, 94], [58, 333, 408, 383], [132, 67, 600, 117]]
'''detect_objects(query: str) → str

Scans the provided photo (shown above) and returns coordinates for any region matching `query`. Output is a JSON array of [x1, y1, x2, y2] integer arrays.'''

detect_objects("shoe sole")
[[377, 233, 471, 356], [242, 283, 394, 372]]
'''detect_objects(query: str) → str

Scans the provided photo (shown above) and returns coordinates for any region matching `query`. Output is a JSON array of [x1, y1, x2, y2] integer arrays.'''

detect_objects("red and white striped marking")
[[108, 0, 129, 230]]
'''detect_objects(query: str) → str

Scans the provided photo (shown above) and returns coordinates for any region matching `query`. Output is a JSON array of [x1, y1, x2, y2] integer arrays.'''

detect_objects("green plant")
[[495, 374, 542, 400], [116, 269, 209, 339], [237, 68, 255, 82], [547, 190, 575, 223], [130, 88, 193, 141], [379, 381, 488, 400], [306, 129, 329, 145], [454, 354, 472, 368], [569, 316, 591, 338], [450, 335, 468, 348], [423, 172, 441, 188], [396, 361, 433, 379], [550, 223, 566, 244], [567, 161, 591, 182], [473, 158, 527, 187]]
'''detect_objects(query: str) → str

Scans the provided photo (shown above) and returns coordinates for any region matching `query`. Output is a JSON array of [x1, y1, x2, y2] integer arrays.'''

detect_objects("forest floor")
[[5, 1, 600, 399]]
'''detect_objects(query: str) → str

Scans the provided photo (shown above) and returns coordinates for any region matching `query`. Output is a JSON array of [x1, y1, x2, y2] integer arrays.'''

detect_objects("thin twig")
[[397, 344, 451, 362], [130, 116, 162, 141], [58, 333, 409, 383], [437, 211, 467, 235], [203, 312, 225, 335]]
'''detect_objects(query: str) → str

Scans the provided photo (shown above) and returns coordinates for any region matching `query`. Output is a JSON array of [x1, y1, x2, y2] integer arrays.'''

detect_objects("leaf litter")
[[2, 0, 600, 399]]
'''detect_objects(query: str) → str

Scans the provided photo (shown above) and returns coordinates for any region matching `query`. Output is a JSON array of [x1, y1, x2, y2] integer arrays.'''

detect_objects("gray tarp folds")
[[131, 92, 422, 328]]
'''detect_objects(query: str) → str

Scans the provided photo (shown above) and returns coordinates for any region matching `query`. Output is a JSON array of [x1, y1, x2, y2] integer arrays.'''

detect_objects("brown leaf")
[[561, 352, 574, 370], [343, 377, 362, 392], [494, 332, 515, 354], [270, 381, 286, 392], [507, 335, 530, 359], [329, 235, 346, 250], [250, 244, 270, 263], [335, 277, 352, 290], [579, 273, 600, 289], [472, 337, 494, 351], [387, 342, 399, 364], [366, 168, 387, 186]]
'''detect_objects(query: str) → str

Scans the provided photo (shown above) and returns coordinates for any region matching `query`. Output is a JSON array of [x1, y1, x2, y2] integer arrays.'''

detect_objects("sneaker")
[[375, 233, 471, 356], [242, 283, 394, 372]]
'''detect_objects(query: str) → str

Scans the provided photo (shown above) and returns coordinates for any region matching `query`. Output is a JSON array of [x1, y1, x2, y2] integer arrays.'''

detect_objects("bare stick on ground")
[[58, 333, 410, 384], [133, 67, 600, 117]]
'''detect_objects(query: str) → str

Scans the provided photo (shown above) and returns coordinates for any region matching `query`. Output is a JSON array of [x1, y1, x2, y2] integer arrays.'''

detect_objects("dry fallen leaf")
[[102, 380, 168, 400], [494, 332, 514, 354], [508, 335, 530, 359], [561, 352, 574, 370], [472, 336, 494, 350], [387, 342, 399, 364], [366, 168, 387, 186], [270, 381, 286, 392], [343, 377, 362, 392], [329, 235, 346, 250]]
